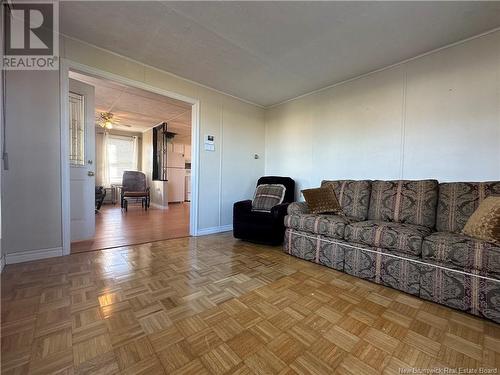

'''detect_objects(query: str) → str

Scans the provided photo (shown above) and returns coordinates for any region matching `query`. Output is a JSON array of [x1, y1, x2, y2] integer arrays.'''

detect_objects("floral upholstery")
[[420, 265, 500, 322], [422, 232, 500, 278], [321, 180, 372, 221], [285, 213, 349, 239], [368, 180, 439, 228], [345, 220, 432, 256], [284, 228, 345, 271], [343, 245, 422, 296], [282, 179, 500, 323], [436, 181, 500, 233], [287, 201, 310, 215]]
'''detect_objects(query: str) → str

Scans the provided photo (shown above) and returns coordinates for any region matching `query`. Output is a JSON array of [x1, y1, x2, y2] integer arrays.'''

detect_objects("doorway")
[[60, 61, 200, 255]]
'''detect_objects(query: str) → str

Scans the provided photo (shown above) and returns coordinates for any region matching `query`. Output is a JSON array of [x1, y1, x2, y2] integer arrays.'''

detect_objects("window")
[[69, 92, 85, 166], [107, 135, 138, 185]]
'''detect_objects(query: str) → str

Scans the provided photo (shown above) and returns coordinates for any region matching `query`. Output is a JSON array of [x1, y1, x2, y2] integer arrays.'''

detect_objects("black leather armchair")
[[233, 176, 295, 245]]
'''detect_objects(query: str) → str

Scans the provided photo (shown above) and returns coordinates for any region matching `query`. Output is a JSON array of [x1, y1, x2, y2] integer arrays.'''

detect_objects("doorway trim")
[[60, 58, 200, 256]]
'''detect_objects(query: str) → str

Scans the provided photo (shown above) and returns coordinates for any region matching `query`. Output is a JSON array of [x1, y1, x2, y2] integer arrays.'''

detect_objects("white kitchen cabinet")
[[167, 168, 185, 203], [173, 143, 184, 154], [184, 144, 191, 161]]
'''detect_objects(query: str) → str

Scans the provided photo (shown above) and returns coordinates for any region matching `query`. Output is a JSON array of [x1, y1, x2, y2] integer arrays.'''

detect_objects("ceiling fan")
[[96, 112, 132, 129]]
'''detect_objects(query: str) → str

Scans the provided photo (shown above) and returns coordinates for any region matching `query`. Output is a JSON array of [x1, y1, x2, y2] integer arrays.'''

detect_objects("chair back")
[[122, 171, 147, 192], [257, 176, 295, 203]]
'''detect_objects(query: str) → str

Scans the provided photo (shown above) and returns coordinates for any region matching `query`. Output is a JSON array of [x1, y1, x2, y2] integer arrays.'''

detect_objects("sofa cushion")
[[422, 232, 500, 277], [344, 220, 432, 256], [436, 181, 500, 234], [462, 196, 500, 246], [368, 180, 439, 229], [285, 214, 349, 239], [287, 201, 310, 215], [321, 180, 371, 221], [301, 186, 342, 214]]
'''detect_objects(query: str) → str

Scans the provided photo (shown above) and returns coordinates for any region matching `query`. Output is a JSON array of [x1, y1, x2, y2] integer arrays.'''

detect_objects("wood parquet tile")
[[1, 232, 499, 374]]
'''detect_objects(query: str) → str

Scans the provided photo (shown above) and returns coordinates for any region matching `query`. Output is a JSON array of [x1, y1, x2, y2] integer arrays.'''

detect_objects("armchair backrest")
[[257, 176, 295, 203], [122, 171, 147, 192]]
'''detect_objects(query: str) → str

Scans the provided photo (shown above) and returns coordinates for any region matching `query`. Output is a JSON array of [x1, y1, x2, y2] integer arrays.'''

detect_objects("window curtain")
[[131, 136, 138, 171], [96, 133, 138, 187], [100, 132, 111, 187], [107, 134, 139, 185]]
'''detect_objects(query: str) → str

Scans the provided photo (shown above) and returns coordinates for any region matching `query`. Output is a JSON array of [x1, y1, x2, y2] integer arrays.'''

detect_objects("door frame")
[[60, 58, 201, 256]]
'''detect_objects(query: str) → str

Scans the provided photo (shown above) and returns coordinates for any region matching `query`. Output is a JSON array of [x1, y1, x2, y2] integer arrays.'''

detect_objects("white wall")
[[62, 37, 266, 230], [2, 36, 265, 258], [3, 71, 63, 255], [265, 31, 500, 197]]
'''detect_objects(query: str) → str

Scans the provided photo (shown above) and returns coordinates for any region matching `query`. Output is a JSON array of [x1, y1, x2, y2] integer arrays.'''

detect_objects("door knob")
[[88, 171, 95, 176]]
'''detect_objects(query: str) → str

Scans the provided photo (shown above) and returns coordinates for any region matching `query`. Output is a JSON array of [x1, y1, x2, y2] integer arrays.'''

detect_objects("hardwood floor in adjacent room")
[[1, 233, 499, 374], [71, 202, 190, 253]]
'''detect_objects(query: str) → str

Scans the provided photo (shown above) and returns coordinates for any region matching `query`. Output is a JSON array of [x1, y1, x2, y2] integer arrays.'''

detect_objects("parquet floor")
[[1, 232, 499, 374], [71, 203, 190, 253]]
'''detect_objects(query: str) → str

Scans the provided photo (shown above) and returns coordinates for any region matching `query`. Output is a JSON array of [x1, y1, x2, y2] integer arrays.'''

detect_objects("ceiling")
[[61, 2, 500, 107], [69, 72, 192, 142]]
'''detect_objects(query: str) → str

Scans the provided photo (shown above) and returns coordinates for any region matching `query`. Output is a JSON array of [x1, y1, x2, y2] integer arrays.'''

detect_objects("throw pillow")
[[252, 184, 286, 212], [462, 196, 500, 245], [302, 186, 343, 215]]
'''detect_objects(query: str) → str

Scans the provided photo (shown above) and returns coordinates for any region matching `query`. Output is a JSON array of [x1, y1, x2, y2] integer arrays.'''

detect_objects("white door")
[[69, 79, 95, 242]]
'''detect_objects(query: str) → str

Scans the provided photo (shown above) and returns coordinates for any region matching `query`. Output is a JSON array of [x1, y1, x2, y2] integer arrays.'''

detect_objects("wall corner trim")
[[196, 224, 233, 236], [5, 247, 63, 265], [0, 255, 5, 273]]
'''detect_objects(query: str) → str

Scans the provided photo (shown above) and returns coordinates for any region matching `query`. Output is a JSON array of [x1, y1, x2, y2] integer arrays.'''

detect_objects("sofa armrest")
[[287, 201, 310, 215], [271, 203, 290, 219], [233, 200, 252, 216]]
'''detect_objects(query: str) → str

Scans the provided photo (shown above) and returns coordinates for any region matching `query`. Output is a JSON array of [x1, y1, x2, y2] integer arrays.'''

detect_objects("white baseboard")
[[5, 247, 63, 265], [0, 254, 5, 273], [196, 224, 233, 236]]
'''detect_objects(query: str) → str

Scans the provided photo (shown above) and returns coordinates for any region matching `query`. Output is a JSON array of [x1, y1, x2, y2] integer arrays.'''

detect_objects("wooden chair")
[[121, 171, 150, 211]]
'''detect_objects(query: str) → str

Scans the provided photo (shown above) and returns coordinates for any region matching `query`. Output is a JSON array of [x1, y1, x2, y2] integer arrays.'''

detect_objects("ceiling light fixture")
[[98, 112, 114, 129]]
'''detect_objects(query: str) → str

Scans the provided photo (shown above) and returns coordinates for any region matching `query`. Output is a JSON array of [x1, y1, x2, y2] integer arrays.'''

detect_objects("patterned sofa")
[[284, 179, 500, 323]]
